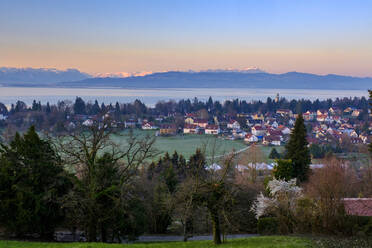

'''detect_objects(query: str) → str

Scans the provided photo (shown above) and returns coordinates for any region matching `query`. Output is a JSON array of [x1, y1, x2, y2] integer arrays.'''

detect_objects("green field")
[[114, 130, 247, 160], [0, 236, 314, 248], [259, 145, 285, 163]]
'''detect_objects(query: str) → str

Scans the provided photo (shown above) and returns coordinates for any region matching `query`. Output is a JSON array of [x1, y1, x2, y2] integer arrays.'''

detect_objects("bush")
[[272, 159, 293, 181], [257, 217, 279, 235], [344, 216, 372, 237], [269, 148, 281, 159]]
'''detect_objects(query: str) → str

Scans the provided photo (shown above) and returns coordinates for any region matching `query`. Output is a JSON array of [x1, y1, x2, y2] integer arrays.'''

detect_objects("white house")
[[251, 125, 266, 136], [276, 109, 293, 117], [244, 134, 258, 143], [124, 120, 137, 128], [183, 124, 198, 134], [352, 109, 362, 117], [193, 119, 208, 128], [303, 111, 315, 121], [205, 125, 220, 135], [227, 120, 241, 130], [271, 121, 279, 129], [263, 135, 281, 146], [184, 117, 194, 124], [142, 122, 158, 130]]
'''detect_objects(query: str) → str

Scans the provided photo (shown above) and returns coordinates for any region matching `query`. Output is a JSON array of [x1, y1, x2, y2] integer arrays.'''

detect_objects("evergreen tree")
[[187, 148, 206, 177], [273, 159, 293, 181], [46, 102, 51, 114], [14, 100, 27, 112], [115, 102, 120, 113], [0, 102, 8, 115], [269, 148, 281, 159], [91, 100, 101, 114], [32, 100, 38, 111], [101, 102, 106, 113], [73, 97, 86, 114], [284, 114, 311, 182], [0, 126, 71, 239]]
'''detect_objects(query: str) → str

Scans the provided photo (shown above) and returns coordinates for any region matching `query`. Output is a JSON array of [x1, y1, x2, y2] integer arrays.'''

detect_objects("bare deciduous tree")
[[56, 117, 158, 242]]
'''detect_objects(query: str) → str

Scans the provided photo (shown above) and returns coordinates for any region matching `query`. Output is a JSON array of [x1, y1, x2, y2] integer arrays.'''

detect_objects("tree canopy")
[[284, 114, 311, 182], [0, 126, 71, 239]]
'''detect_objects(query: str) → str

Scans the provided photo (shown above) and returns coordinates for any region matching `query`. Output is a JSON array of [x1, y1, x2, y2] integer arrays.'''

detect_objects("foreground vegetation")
[[0, 92, 371, 245], [0, 236, 313, 248]]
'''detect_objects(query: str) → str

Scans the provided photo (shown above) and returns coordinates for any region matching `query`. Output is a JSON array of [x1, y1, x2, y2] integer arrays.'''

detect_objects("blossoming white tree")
[[251, 178, 303, 233]]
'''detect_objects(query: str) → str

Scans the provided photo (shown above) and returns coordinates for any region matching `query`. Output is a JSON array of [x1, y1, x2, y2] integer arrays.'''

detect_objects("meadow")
[[0, 236, 314, 248], [114, 130, 248, 159]]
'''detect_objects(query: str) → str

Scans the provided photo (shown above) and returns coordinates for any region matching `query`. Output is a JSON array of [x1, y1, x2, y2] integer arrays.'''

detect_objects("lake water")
[[0, 87, 368, 106]]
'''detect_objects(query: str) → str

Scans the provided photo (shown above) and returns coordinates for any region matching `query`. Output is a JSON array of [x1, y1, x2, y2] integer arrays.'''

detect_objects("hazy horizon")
[[1, 0, 372, 77], [1, 66, 371, 80]]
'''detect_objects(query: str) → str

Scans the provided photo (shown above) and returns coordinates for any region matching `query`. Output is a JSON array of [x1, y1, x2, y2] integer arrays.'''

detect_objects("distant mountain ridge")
[[58, 71, 371, 90], [0, 67, 90, 85], [0, 67, 371, 90]]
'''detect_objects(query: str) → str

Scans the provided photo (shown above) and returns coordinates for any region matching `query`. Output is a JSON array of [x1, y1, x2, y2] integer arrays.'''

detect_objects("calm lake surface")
[[0, 87, 368, 106]]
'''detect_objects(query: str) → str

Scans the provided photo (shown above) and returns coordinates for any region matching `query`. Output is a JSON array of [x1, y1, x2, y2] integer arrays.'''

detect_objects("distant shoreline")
[[0, 87, 368, 107]]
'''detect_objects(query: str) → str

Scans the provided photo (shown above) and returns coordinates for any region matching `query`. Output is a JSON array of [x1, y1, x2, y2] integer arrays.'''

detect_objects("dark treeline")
[[0, 113, 371, 244], [0, 96, 369, 135], [0, 95, 369, 118]]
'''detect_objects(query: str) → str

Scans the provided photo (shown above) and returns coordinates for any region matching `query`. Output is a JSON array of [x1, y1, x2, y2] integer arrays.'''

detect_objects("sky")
[[1, 0, 372, 76]]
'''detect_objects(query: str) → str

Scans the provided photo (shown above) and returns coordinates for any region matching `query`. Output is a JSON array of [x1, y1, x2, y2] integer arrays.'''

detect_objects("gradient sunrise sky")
[[1, 0, 371, 76]]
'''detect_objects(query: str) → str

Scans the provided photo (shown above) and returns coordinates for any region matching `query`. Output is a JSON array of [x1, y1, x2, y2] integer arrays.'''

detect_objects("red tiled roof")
[[161, 124, 177, 129], [206, 124, 219, 130], [184, 124, 198, 129], [268, 129, 283, 136], [264, 135, 281, 142], [194, 119, 208, 124], [253, 125, 265, 130], [343, 198, 372, 216]]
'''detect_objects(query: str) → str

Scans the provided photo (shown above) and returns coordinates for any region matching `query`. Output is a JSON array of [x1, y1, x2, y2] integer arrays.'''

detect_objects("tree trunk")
[[101, 224, 107, 242], [72, 227, 77, 242], [210, 209, 222, 245], [183, 222, 188, 242], [87, 219, 97, 242]]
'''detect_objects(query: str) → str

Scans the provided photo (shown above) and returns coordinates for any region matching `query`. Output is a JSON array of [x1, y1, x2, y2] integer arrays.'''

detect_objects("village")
[[1, 95, 371, 154], [137, 106, 371, 148]]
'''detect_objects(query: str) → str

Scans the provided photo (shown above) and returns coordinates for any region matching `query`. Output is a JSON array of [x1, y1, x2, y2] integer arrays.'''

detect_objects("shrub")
[[257, 217, 279, 235], [294, 197, 316, 233], [273, 159, 293, 181], [345, 216, 372, 237], [269, 148, 281, 159]]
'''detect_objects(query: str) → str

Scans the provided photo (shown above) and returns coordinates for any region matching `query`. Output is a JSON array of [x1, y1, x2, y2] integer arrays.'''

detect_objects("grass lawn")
[[0, 236, 314, 248], [259, 145, 285, 163], [113, 130, 247, 159]]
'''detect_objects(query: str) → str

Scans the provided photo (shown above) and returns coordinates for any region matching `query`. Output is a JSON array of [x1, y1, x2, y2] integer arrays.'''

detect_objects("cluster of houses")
[[136, 107, 372, 147], [25, 105, 368, 147]]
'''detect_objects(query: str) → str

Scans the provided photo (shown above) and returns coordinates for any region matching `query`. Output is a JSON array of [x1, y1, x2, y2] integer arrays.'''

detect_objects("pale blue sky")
[[1, 0, 371, 76]]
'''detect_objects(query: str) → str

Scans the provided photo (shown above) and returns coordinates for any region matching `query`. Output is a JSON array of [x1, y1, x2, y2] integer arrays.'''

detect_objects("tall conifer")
[[285, 114, 311, 182]]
